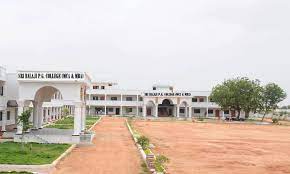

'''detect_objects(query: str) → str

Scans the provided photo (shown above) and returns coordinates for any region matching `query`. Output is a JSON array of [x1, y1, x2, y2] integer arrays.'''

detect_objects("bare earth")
[[133, 120, 290, 174], [52, 117, 141, 174]]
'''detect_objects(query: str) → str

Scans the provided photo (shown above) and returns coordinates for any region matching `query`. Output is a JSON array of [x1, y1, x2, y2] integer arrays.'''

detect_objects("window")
[[209, 98, 214, 102], [7, 111, 10, 120], [109, 84, 112, 86], [126, 108, 133, 113], [139, 108, 143, 112], [108, 108, 114, 112], [100, 96, 105, 100], [192, 98, 198, 102], [139, 97, 143, 101], [0, 112, 2, 121], [194, 109, 201, 113], [111, 97, 117, 101], [92, 96, 98, 100], [224, 110, 229, 114], [153, 87, 156, 90], [199, 98, 204, 102], [101, 86, 105, 89], [126, 97, 133, 101], [208, 109, 214, 114], [93, 86, 99, 89], [0, 86, 3, 96], [180, 108, 185, 113]]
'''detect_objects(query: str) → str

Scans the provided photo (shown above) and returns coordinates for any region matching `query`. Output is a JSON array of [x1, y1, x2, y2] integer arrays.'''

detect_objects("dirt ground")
[[52, 117, 141, 174], [133, 120, 290, 174]]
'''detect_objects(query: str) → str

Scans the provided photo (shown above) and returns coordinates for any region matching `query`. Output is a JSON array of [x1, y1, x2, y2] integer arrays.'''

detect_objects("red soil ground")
[[133, 120, 290, 174], [52, 117, 141, 174]]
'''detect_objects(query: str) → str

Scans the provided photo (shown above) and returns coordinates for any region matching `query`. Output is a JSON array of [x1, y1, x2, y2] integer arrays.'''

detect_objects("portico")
[[15, 71, 91, 137]]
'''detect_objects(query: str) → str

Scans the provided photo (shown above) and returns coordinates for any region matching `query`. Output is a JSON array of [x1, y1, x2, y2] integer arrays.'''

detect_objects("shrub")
[[154, 155, 170, 173], [137, 135, 150, 150], [272, 118, 279, 124]]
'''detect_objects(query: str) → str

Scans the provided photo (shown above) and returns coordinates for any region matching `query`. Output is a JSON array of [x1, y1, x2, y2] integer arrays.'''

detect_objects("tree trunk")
[[237, 110, 241, 119], [261, 111, 267, 122]]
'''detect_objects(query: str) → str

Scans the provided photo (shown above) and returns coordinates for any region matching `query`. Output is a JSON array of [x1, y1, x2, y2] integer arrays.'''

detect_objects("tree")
[[18, 109, 32, 150], [210, 77, 262, 119], [260, 83, 287, 122]]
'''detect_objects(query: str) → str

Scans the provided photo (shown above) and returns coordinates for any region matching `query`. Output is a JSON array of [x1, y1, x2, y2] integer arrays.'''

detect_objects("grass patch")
[[0, 172, 32, 174], [46, 116, 99, 130], [0, 142, 70, 165]]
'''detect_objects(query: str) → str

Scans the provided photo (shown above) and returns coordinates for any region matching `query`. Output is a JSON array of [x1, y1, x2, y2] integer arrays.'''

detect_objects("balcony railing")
[[191, 102, 219, 108], [87, 100, 143, 107]]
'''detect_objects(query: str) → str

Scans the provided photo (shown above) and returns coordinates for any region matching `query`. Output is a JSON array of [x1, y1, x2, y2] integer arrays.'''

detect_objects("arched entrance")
[[158, 99, 174, 117], [146, 101, 155, 117]]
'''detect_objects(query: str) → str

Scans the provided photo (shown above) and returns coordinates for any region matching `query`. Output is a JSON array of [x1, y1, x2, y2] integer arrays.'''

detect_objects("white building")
[[86, 82, 225, 118], [0, 66, 229, 137]]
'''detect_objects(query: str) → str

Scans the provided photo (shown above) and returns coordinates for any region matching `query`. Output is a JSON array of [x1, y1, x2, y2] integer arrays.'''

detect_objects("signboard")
[[17, 72, 85, 81], [144, 92, 191, 97]]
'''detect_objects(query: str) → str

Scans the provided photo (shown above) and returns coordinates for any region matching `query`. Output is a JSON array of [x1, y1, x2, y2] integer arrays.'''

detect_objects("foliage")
[[154, 155, 170, 173], [137, 135, 150, 150], [62, 107, 70, 116], [0, 172, 32, 174], [210, 77, 263, 119], [260, 83, 287, 121], [17, 109, 32, 132], [0, 142, 70, 165], [272, 118, 279, 124], [46, 116, 99, 129]]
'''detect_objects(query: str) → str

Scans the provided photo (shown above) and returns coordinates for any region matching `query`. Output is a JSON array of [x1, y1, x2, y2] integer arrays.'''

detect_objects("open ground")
[[52, 117, 142, 174], [133, 120, 290, 174]]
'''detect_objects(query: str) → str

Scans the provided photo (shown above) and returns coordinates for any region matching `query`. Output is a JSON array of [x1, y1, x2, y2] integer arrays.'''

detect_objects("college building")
[[0, 66, 230, 137]]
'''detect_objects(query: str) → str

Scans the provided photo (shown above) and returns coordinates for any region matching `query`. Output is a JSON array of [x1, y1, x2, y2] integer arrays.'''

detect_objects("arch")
[[146, 100, 155, 107], [158, 99, 174, 117], [180, 101, 188, 107], [34, 86, 62, 103]]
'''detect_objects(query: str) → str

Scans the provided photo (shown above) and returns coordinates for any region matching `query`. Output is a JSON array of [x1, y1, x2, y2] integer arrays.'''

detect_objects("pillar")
[[33, 102, 39, 129], [45, 108, 49, 123], [136, 95, 139, 116], [38, 106, 43, 128], [16, 101, 24, 135], [120, 94, 123, 116], [177, 105, 180, 118], [155, 105, 158, 117], [104, 106, 107, 116], [81, 106, 86, 131], [73, 102, 82, 136], [188, 107, 192, 118], [1, 110, 7, 132], [143, 105, 146, 117], [185, 106, 188, 118]]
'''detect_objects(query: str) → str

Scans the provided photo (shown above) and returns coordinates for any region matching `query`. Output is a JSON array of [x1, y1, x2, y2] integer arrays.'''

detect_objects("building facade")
[[86, 83, 226, 118], [0, 65, 229, 136]]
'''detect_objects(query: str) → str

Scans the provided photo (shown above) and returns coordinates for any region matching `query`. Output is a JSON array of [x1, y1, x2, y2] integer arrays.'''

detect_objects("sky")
[[1, 0, 290, 104]]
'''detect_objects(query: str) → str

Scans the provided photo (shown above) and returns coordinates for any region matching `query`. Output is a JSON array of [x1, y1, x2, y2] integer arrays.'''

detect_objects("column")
[[206, 96, 209, 118], [177, 105, 180, 118], [33, 102, 39, 129], [143, 105, 146, 117], [38, 106, 43, 128], [120, 94, 123, 116], [185, 107, 188, 118], [73, 102, 82, 136], [16, 101, 24, 135], [222, 110, 225, 120], [155, 105, 158, 117], [81, 106, 86, 131], [136, 95, 139, 117], [45, 108, 49, 123], [188, 106, 192, 118], [104, 94, 107, 116], [1, 110, 7, 132]]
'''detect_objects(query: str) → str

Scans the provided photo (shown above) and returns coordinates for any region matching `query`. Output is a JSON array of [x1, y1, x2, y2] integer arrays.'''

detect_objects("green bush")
[[154, 155, 170, 173], [272, 118, 279, 124], [137, 135, 150, 150]]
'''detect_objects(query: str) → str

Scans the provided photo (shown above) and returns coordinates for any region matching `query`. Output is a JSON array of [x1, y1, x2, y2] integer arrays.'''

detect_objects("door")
[[215, 110, 220, 117], [147, 108, 152, 116], [116, 108, 120, 115]]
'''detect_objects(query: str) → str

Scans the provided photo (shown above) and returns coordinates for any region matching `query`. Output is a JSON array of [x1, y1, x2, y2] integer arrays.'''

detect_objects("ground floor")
[[133, 120, 290, 174], [52, 117, 142, 174], [86, 105, 231, 118]]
